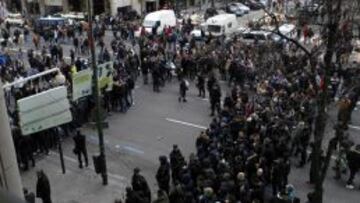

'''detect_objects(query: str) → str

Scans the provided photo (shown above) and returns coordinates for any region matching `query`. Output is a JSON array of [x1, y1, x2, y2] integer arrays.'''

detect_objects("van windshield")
[[143, 20, 157, 28], [208, 25, 221, 33]]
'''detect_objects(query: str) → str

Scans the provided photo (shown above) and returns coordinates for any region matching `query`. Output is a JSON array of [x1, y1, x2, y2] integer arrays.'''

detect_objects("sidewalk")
[[21, 140, 129, 203]]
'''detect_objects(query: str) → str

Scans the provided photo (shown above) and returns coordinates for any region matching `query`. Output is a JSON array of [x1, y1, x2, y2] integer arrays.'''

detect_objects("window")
[[208, 25, 221, 33], [228, 22, 232, 28]]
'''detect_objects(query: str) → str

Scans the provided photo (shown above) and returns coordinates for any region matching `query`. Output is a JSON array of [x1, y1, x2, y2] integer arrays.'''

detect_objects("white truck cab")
[[205, 14, 238, 37], [140, 10, 177, 35]]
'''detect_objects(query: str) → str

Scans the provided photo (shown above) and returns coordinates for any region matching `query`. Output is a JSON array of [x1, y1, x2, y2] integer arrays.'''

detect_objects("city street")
[[20, 78, 360, 203], [0, 3, 359, 203]]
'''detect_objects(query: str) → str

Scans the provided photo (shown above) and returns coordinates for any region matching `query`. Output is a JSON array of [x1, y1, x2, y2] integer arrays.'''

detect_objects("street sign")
[[17, 86, 73, 135], [97, 61, 114, 91], [72, 69, 92, 101]]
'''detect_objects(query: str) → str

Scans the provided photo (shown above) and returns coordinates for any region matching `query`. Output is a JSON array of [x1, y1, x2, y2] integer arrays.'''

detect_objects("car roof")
[[279, 24, 295, 33], [146, 9, 175, 19], [207, 14, 236, 23], [7, 13, 22, 17]]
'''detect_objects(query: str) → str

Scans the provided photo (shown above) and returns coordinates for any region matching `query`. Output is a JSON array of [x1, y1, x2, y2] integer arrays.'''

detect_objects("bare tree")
[[261, 0, 359, 202]]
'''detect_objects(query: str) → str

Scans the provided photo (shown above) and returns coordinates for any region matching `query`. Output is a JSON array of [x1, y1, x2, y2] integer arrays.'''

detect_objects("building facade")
[[4, 0, 185, 16]]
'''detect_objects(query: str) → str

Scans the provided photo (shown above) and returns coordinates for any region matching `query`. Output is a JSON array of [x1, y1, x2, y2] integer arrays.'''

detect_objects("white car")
[[4, 13, 25, 27], [229, 2, 251, 14]]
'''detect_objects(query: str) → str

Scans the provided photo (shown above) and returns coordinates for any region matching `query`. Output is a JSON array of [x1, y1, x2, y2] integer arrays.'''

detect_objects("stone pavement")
[[21, 150, 128, 203]]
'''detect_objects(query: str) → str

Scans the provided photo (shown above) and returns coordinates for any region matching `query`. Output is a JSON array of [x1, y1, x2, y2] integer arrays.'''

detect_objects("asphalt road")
[[14, 9, 360, 203]]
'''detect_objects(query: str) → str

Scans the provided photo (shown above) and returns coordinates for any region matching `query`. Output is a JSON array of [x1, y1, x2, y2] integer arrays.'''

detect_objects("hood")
[[145, 27, 152, 33]]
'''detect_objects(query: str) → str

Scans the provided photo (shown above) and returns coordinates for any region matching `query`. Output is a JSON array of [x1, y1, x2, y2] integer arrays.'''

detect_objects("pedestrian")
[[209, 83, 221, 116], [36, 170, 52, 203], [345, 144, 360, 189], [24, 188, 35, 203], [178, 78, 188, 102], [196, 73, 205, 98], [156, 156, 170, 194], [19, 136, 35, 170], [153, 190, 169, 203], [126, 76, 135, 106], [131, 168, 151, 202], [125, 186, 146, 203], [170, 145, 186, 184], [73, 131, 88, 168]]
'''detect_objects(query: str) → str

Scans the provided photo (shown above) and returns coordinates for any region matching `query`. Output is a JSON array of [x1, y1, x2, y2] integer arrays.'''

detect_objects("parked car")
[[226, 5, 245, 16], [228, 2, 250, 14], [271, 23, 296, 43], [4, 13, 25, 27], [241, 0, 263, 10], [241, 28, 272, 44], [256, 0, 267, 7], [298, 3, 320, 16]]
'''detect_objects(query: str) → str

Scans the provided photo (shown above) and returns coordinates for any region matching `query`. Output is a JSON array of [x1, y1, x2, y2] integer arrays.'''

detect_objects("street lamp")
[[87, 0, 108, 186]]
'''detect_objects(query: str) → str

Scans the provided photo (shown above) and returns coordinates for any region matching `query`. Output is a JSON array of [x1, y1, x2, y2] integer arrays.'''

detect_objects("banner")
[[72, 69, 92, 101], [17, 86, 72, 135], [97, 61, 114, 91]]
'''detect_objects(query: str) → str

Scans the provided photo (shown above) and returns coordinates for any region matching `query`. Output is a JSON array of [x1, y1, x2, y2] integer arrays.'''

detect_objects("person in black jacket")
[[73, 131, 88, 168], [125, 186, 147, 203], [196, 73, 205, 98], [346, 145, 360, 189], [156, 156, 171, 194], [36, 170, 52, 203], [126, 76, 135, 106], [24, 188, 35, 203], [179, 78, 188, 102], [131, 168, 151, 202], [209, 83, 221, 116], [170, 145, 186, 184]]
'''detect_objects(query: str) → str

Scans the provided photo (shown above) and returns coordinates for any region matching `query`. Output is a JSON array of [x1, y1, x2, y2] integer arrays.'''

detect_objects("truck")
[[205, 14, 238, 37]]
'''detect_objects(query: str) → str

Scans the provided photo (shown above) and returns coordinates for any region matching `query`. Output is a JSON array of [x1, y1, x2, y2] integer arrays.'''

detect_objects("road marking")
[[50, 151, 127, 182], [166, 118, 207, 129], [348, 125, 360, 130], [122, 145, 145, 155]]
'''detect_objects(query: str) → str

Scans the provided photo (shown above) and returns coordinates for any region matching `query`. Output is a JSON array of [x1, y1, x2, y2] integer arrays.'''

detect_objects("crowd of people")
[[0, 4, 359, 203], [118, 9, 359, 203]]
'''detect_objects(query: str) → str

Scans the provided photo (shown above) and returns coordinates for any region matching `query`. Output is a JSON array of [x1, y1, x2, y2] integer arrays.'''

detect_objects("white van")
[[205, 14, 238, 37], [241, 29, 272, 43], [271, 23, 296, 42], [142, 10, 176, 35]]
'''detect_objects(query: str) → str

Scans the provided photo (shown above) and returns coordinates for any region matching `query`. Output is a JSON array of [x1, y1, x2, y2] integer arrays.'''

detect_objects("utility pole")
[[0, 81, 24, 200], [87, 0, 108, 186]]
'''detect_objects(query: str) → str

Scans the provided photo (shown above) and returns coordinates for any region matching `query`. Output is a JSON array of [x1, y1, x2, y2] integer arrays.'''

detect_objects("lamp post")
[[87, 0, 108, 186]]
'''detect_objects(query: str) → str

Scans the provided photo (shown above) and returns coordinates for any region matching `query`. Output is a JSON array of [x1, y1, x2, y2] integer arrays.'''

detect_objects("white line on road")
[[122, 145, 145, 155], [166, 118, 207, 129], [348, 125, 360, 130]]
